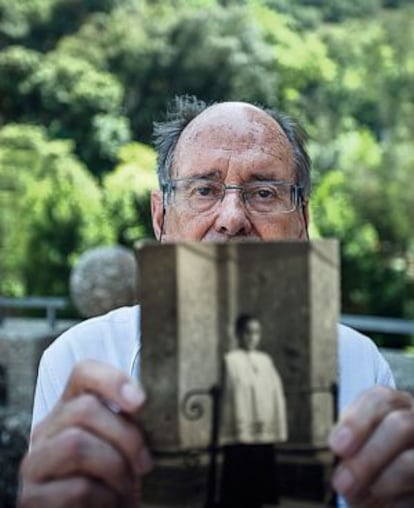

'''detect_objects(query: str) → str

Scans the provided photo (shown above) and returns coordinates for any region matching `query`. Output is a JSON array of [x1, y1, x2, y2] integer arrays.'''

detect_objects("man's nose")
[[213, 189, 253, 237]]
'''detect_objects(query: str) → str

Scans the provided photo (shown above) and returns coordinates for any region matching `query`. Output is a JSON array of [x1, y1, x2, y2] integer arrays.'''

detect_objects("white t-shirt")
[[31, 305, 395, 508]]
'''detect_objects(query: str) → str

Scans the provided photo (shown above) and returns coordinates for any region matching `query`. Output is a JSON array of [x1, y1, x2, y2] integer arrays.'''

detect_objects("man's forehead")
[[182, 101, 285, 139], [173, 101, 293, 168]]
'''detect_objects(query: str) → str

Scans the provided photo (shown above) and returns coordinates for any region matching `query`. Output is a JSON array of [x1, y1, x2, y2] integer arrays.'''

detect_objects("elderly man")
[[19, 97, 414, 508]]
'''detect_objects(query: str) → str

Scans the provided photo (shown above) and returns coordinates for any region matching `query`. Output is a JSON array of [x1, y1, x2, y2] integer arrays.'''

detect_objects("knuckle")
[[376, 385, 412, 410], [108, 449, 129, 478], [384, 387, 413, 408], [127, 428, 147, 468], [111, 459, 129, 486], [385, 410, 414, 443], [60, 427, 88, 458], [343, 386, 395, 420], [108, 440, 124, 464], [126, 423, 143, 450], [369, 384, 395, 405], [398, 390, 414, 407], [60, 428, 128, 483], [70, 360, 91, 381], [374, 384, 393, 396], [73, 393, 102, 419]]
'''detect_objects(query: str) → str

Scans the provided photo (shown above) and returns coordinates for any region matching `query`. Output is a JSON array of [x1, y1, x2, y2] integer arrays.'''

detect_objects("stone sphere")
[[70, 246, 138, 317]]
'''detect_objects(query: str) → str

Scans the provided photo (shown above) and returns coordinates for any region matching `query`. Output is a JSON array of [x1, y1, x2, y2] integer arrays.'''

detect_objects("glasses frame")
[[162, 178, 304, 215]]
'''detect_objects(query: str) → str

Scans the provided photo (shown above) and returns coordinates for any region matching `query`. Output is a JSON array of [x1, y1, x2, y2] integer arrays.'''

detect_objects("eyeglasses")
[[163, 178, 304, 214]]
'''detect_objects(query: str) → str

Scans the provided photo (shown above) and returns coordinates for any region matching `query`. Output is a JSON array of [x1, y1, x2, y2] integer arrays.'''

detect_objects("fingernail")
[[136, 447, 154, 474], [332, 466, 354, 495], [329, 426, 353, 454], [121, 383, 145, 408]]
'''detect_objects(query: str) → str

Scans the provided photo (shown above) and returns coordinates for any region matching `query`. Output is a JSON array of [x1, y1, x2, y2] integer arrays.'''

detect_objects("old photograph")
[[138, 240, 339, 507]]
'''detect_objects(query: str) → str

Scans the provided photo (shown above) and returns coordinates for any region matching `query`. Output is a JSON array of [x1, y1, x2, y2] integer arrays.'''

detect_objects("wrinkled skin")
[[18, 103, 414, 508], [151, 102, 308, 242]]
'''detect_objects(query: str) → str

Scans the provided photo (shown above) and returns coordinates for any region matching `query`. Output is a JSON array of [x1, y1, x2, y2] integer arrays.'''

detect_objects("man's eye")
[[258, 189, 273, 198], [252, 187, 277, 199], [196, 186, 213, 196], [192, 184, 219, 198]]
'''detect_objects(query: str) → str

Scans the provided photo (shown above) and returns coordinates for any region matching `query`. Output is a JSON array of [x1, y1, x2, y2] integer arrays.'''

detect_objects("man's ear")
[[151, 189, 164, 241]]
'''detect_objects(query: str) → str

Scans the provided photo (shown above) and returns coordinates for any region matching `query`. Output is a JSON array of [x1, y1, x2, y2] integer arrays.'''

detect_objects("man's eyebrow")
[[247, 171, 285, 182], [184, 169, 222, 180]]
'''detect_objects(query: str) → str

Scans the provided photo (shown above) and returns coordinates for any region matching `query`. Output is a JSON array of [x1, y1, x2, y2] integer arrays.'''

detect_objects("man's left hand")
[[329, 385, 414, 507]]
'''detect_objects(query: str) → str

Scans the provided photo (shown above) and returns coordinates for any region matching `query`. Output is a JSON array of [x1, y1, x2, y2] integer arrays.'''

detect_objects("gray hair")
[[153, 95, 311, 198]]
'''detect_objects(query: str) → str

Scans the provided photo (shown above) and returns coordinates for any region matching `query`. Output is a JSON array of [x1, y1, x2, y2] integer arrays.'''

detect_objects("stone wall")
[[0, 318, 76, 413], [0, 317, 76, 507]]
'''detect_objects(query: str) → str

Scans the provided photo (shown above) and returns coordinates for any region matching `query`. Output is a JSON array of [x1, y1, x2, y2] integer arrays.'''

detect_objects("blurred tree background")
[[0, 0, 413, 346]]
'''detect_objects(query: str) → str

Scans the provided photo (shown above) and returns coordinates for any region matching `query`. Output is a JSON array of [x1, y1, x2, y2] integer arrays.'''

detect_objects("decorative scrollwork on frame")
[[181, 389, 211, 421]]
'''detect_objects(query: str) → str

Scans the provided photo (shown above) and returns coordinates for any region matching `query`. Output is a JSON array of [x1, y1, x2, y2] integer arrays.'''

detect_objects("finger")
[[33, 393, 152, 475], [61, 360, 145, 415], [329, 386, 412, 458], [23, 427, 133, 496], [369, 447, 414, 500], [18, 476, 119, 508], [332, 408, 414, 503]]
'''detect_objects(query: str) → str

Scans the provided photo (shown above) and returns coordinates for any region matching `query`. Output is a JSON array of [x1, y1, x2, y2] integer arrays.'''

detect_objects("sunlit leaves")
[[0, 124, 115, 295], [102, 142, 158, 243]]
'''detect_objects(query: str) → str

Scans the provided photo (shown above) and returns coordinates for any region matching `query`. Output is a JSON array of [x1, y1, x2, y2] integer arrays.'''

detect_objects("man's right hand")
[[18, 360, 153, 508]]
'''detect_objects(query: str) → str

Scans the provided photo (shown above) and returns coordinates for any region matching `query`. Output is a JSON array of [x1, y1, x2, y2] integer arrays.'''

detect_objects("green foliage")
[[0, 0, 413, 338], [0, 0, 121, 49], [317, 0, 382, 23], [102, 142, 158, 244], [0, 48, 131, 174], [0, 124, 115, 296], [0, 46, 42, 118], [261, 0, 388, 25], [312, 127, 414, 321], [57, 3, 281, 141], [0, 0, 55, 43], [253, 5, 337, 117], [24, 52, 131, 173]]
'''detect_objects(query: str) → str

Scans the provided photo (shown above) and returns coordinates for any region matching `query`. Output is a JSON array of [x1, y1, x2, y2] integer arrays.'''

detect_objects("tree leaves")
[[0, 0, 413, 328]]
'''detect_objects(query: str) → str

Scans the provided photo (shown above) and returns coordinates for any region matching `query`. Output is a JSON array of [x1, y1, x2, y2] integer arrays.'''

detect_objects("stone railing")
[[0, 296, 68, 329]]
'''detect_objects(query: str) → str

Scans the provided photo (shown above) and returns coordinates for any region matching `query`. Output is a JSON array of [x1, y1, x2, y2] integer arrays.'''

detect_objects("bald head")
[[172, 101, 294, 178], [153, 95, 311, 197]]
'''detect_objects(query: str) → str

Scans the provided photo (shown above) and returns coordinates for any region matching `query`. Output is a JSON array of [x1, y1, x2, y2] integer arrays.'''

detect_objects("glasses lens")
[[244, 182, 295, 213], [174, 179, 223, 212]]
